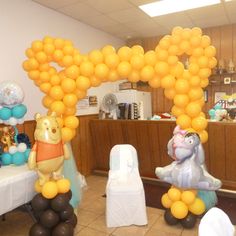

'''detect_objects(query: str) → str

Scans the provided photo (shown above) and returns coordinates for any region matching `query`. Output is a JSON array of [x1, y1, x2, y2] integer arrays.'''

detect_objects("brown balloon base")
[[29, 190, 77, 236]]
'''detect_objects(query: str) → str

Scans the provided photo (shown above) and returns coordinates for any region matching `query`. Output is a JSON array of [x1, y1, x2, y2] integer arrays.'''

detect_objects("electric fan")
[[101, 93, 118, 119]]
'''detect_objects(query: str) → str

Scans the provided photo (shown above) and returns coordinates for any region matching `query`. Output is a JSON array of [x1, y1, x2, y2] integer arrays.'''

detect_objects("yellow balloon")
[[95, 63, 109, 79], [76, 76, 91, 90], [40, 83, 51, 94], [50, 74, 61, 86], [185, 102, 201, 118], [118, 46, 132, 61], [61, 127, 74, 142], [170, 62, 184, 78], [161, 193, 173, 208], [65, 65, 80, 79], [90, 75, 102, 87], [80, 61, 94, 77], [140, 65, 155, 81], [57, 178, 71, 194], [181, 191, 196, 205], [191, 116, 208, 131], [189, 75, 201, 87], [56, 117, 64, 128], [64, 106, 76, 116], [164, 88, 176, 99], [105, 53, 120, 69], [28, 58, 39, 70], [61, 78, 76, 93], [53, 49, 64, 62], [198, 56, 209, 68], [188, 88, 203, 101], [174, 94, 189, 108], [63, 45, 74, 55], [54, 38, 65, 49], [204, 46, 216, 58], [117, 61, 132, 78], [161, 75, 176, 89], [189, 63, 200, 75], [159, 37, 171, 50], [49, 86, 64, 100], [131, 45, 144, 54], [172, 26, 183, 36], [64, 116, 79, 129], [167, 55, 178, 66], [171, 105, 185, 117], [167, 187, 181, 202], [188, 198, 206, 215], [176, 114, 192, 129], [108, 70, 120, 81], [101, 45, 116, 56], [201, 35, 211, 48], [63, 93, 77, 107], [145, 50, 158, 65], [62, 55, 73, 67], [73, 53, 83, 66], [171, 201, 188, 219], [148, 76, 161, 89], [42, 181, 58, 199], [197, 130, 208, 143], [175, 79, 190, 93], [155, 61, 169, 76], [35, 51, 48, 64], [190, 35, 201, 47], [34, 180, 42, 193], [200, 78, 209, 88], [50, 101, 65, 115], [42, 95, 54, 108], [31, 40, 43, 52], [130, 54, 145, 70], [128, 70, 140, 83], [25, 48, 35, 58], [89, 50, 103, 65]]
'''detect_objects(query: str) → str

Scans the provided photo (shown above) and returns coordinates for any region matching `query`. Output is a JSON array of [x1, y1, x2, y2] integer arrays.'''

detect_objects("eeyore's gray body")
[[155, 126, 221, 190]]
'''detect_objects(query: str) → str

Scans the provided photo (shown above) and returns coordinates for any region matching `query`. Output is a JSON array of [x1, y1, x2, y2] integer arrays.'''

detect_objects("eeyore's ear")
[[196, 142, 205, 165], [167, 137, 174, 157]]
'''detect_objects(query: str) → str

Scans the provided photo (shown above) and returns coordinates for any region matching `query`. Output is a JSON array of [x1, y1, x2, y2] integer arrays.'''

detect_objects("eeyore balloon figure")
[[156, 126, 222, 191]]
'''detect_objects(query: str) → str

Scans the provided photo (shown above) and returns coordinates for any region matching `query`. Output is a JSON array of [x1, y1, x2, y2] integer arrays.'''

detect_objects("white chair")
[[199, 207, 235, 236], [106, 144, 147, 228]]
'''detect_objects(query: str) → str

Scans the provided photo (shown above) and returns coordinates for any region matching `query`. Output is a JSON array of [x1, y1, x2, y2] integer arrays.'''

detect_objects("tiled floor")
[[0, 175, 234, 235]]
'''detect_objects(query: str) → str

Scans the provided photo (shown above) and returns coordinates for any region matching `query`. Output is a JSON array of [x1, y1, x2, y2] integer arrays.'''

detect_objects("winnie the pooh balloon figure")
[[28, 112, 70, 185]]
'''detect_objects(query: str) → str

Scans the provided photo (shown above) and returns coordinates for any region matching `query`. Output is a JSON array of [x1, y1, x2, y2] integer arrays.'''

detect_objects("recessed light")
[[139, 0, 221, 17]]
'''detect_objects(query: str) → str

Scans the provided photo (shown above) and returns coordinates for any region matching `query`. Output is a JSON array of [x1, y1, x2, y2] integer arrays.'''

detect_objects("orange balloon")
[[171, 105, 185, 117], [42, 95, 54, 108], [54, 38, 65, 49], [148, 76, 161, 89], [175, 79, 190, 93], [144, 50, 157, 66], [171, 201, 188, 219], [89, 50, 103, 65], [108, 70, 120, 82], [73, 53, 83, 66], [117, 46, 132, 61], [197, 130, 208, 143], [161, 75, 176, 89], [101, 45, 116, 56], [64, 106, 76, 116], [31, 40, 43, 52], [105, 53, 120, 69], [155, 61, 169, 76], [53, 49, 64, 62], [50, 74, 61, 86], [95, 63, 109, 79], [61, 78, 76, 93], [188, 88, 203, 101], [75, 89, 87, 99], [44, 43, 55, 55], [189, 75, 201, 87], [62, 55, 73, 67], [130, 54, 145, 70], [61, 127, 74, 142], [185, 102, 201, 118], [131, 45, 144, 54], [128, 70, 140, 83], [40, 83, 51, 93], [50, 101, 65, 115], [40, 71, 50, 83], [35, 51, 48, 64], [28, 70, 40, 80], [117, 61, 132, 78], [164, 88, 176, 99], [80, 61, 94, 77], [161, 193, 173, 208], [140, 65, 155, 81], [65, 65, 80, 79], [90, 75, 102, 87]]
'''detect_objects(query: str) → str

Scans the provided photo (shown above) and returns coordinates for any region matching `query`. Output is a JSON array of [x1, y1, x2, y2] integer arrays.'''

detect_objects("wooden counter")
[[89, 119, 236, 190]]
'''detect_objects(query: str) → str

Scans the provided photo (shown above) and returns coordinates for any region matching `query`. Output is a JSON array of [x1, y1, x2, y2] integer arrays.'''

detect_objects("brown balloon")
[[29, 223, 51, 236], [52, 222, 74, 236], [31, 193, 50, 212], [164, 209, 179, 225], [64, 190, 72, 201], [40, 209, 60, 228], [65, 213, 77, 228], [181, 212, 197, 229], [60, 205, 74, 221], [50, 194, 69, 212]]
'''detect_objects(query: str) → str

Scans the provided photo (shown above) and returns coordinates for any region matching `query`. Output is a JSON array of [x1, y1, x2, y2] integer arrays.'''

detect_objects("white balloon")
[[17, 118, 24, 124], [17, 143, 27, 152], [0, 81, 24, 107], [9, 117, 17, 126], [0, 119, 3, 124], [9, 145, 17, 154]]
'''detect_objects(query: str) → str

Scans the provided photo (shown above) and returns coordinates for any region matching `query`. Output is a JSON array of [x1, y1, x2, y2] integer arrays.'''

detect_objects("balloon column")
[[22, 26, 217, 143], [28, 113, 76, 236], [156, 126, 222, 228], [0, 81, 31, 166]]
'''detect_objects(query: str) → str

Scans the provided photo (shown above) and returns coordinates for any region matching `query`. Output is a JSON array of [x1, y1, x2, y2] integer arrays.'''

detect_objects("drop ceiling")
[[32, 0, 236, 40]]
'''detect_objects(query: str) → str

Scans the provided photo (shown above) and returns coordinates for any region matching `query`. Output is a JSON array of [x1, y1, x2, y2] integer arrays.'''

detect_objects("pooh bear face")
[[34, 113, 61, 144]]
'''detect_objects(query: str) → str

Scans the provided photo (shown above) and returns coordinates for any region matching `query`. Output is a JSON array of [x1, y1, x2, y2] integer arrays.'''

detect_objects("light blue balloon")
[[12, 152, 25, 166], [208, 109, 215, 117], [2, 153, 12, 165], [214, 104, 222, 110], [24, 149, 31, 162], [0, 107, 11, 120], [12, 104, 27, 119]]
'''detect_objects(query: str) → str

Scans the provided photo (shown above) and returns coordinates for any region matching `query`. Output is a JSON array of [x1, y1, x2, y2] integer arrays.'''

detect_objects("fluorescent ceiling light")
[[139, 0, 221, 17]]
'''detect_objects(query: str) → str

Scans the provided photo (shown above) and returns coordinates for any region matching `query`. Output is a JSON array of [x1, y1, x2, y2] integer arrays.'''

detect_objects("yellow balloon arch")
[[23, 26, 217, 143]]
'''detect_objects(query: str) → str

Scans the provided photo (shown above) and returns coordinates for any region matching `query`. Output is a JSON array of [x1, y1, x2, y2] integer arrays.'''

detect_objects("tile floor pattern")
[[0, 175, 235, 236]]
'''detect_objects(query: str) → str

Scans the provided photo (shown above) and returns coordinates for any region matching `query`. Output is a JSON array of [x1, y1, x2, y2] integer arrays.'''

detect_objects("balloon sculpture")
[[156, 126, 222, 228], [22, 26, 217, 144], [0, 81, 31, 166], [28, 113, 76, 236]]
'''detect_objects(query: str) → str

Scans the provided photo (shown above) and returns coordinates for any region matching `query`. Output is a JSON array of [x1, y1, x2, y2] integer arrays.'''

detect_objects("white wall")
[[0, 0, 125, 120]]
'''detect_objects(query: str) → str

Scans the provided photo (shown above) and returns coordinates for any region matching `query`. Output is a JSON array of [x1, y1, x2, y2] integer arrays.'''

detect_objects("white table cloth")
[[0, 164, 38, 215]]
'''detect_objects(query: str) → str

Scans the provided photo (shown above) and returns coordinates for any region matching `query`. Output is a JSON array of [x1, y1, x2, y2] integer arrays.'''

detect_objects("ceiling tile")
[[107, 7, 151, 23], [192, 15, 229, 28], [224, 0, 236, 23], [58, 2, 101, 20], [136, 25, 169, 37], [85, 0, 133, 14], [186, 4, 225, 21], [128, 0, 159, 6], [32, 0, 83, 9], [153, 12, 194, 30], [125, 18, 158, 31], [99, 23, 133, 35]]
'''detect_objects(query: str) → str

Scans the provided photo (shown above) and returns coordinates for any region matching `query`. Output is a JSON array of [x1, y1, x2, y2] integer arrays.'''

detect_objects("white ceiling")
[[32, 0, 236, 40]]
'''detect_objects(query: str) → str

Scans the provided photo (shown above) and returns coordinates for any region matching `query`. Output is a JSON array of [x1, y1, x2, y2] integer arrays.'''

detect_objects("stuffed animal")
[[155, 126, 222, 190], [28, 113, 70, 185]]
